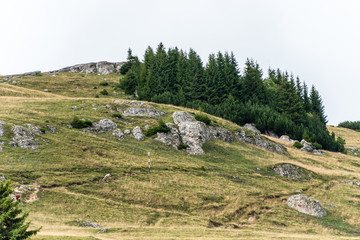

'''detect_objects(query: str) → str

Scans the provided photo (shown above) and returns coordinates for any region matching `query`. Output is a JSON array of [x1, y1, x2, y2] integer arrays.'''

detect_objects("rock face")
[[300, 139, 321, 154], [122, 107, 165, 119], [173, 111, 195, 124], [272, 163, 313, 180], [287, 194, 327, 217], [207, 125, 233, 143], [12, 125, 39, 150], [243, 123, 261, 134], [53, 61, 124, 75], [234, 129, 287, 155], [0, 120, 5, 137], [155, 123, 181, 149], [178, 121, 208, 154], [132, 126, 145, 141]]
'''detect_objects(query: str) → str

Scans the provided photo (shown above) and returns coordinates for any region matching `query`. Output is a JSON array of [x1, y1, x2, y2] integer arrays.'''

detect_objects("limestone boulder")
[[112, 128, 125, 139], [272, 163, 313, 180], [0, 120, 5, 137], [243, 123, 261, 134], [12, 126, 39, 150], [207, 125, 234, 142], [132, 126, 145, 141], [123, 107, 164, 119], [173, 111, 195, 124], [155, 123, 180, 149], [287, 194, 327, 217], [178, 121, 207, 154]]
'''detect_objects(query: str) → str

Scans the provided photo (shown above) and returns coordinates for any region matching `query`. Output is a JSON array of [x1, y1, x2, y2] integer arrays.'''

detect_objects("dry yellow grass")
[[328, 126, 360, 148]]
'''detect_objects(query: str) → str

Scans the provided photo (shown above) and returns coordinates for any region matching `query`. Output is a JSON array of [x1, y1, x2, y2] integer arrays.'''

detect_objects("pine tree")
[[0, 180, 40, 239]]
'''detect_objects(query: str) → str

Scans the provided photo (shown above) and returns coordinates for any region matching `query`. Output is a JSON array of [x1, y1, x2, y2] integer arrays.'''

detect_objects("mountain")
[[1, 69, 360, 239]]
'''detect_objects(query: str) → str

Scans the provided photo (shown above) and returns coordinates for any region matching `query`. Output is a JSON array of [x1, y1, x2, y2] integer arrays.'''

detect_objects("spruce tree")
[[302, 82, 311, 112], [241, 59, 266, 104], [0, 180, 40, 239], [310, 85, 327, 126]]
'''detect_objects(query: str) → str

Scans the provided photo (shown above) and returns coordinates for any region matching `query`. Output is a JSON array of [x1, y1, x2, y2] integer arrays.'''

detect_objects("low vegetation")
[[145, 119, 171, 137]]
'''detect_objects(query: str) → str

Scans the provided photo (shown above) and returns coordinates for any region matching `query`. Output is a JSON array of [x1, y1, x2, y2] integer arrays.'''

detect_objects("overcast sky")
[[0, 0, 359, 125]]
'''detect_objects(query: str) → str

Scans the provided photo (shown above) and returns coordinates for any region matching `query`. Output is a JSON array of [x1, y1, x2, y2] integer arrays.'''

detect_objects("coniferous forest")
[[119, 43, 345, 152]]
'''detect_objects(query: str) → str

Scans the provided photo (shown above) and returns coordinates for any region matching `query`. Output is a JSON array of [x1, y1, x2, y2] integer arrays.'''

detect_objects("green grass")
[[1, 72, 360, 239]]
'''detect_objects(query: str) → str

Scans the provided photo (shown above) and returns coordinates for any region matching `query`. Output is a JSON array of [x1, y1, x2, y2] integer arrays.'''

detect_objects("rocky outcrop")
[[122, 107, 164, 119], [50, 61, 124, 75], [85, 119, 117, 133], [243, 123, 261, 134], [178, 121, 208, 154], [300, 139, 321, 154], [75, 220, 102, 228], [155, 123, 180, 149], [114, 99, 146, 107], [272, 163, 313, 180], [280, 135, 296, 143], [132, 126, 145, 141], [234, 129, 287, 155], [46, 125, 57, 134], [173, 111, 195, 124], [11, 125, 39, 150], [287, 194, 327, 217]]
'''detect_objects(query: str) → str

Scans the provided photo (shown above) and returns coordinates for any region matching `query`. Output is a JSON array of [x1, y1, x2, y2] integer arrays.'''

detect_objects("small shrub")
[[39, 128, 46, 134], [312, 142, 322, 149], [35, 72, 42, 76], [293, 141, 303, 149], [100, 89, 108, 95], [95, 94, 99, 98], [99, 81, 109, 86], [145, 120, 171, 137], [200, 166, 206, 171], [93, 86, 97, 89], [70, 116, 92, 129], [178, 142, 189, 150], [112, 113, 122, 119], [195, 113, 211, 125]]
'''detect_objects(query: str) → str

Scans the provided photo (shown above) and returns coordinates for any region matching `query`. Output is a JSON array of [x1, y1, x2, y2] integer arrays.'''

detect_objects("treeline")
[[119, 43, 345, 152], [338, 121, 360, 131]]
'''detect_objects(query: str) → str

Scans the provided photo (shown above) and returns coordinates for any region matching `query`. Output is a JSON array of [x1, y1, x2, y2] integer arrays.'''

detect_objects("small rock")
[[0, 120, 6, 137], [272, 163, 313, 180], [71, 106, 79, 110], [112, 128, 125, 139], [68, 125, 73, 129], [144, 125, 150, 130], [124, 129, 131, 135], [44, 89, 50, 92], [280, 135, 296, 143], [102, 174, 111, 182], [123, 107, 164, 119], [75, 220, 102, 228], [132, 126, 145, 141], [0, 176, 6, 182], [46, 125, 57, 134], [98, 228, 108, 233]]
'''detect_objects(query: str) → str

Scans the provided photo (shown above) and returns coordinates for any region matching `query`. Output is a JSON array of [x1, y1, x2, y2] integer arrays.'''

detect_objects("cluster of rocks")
[[114, 99, 146, 107], [271, 163, 313, 180], [83, 118, 144, 141], [121, 107, 164, 119], [0, 121, 57, 151], [287, 193, 327, 217], [279, 134, 321, 154], [154, 112, 286, 155]]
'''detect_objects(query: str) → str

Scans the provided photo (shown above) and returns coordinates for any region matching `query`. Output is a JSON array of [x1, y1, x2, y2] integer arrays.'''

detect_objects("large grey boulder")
[[173, 111, 195, 124], [155, 123, 180, 149], [132, 126, 145, 141], [96, 62, 115, 75], [86, 119, 117, 133], [300, 139, 321, 154], [243, 123, 261, 134], [272, 163, 313, 180], [280, 135, 296, 143], [12, 126, 39, 150], [122, 107, 164, 119], [287, 194, 326, 217], [0, 120, 5, 137], [178, 121, 208, 154]]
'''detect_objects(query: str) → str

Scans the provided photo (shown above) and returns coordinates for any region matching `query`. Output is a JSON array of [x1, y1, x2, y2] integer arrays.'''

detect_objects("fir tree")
[[310, 85, 327, 126], [0, 180, 40, 239], [302, 82, 311, 112], [241, 59, 266, 104]]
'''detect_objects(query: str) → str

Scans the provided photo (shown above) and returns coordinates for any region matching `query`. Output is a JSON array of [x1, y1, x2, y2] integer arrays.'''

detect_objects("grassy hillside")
[[1, 73, 360, 239]]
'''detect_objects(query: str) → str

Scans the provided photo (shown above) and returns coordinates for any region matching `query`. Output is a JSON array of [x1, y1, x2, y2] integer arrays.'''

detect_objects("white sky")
[[0, 0, 359, 125]]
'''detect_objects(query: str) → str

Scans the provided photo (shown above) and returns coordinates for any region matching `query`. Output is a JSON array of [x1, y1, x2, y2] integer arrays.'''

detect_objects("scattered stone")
[[155, 123, 180, 149], [123, 107, 164, 119], [98, 228, 108, 233], [287, 194, 326, 217], [112, 128, 125, 139], [8, 141, 17, 148], [44, 89, 50, 92], [272, 163, 313, 180], [0, 120, 5, 137], [124, 129, 131, 135], [68, 125, 73, 129], [85, 119, 117, 133], [208, 220, 223, 228], [353, 181, 360, 187], [326, 203, 335, 207], [102, 174, 111, 182], [144, 125, 150, 130], [75, 220, 102, 228], [132, 126, 145, 141], [71, 106, 79, 110], [0, 176, 6, 182], [0, 141, 4, 151], [46, 125, 57, 134], [243, 123, 261, 134], [27, 124, 43, 135], [280, 135, 296, 143]]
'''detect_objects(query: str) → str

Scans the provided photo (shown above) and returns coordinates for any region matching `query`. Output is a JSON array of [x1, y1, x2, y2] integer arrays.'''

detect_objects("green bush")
[[293, 141, 303, 149], [100, 89, 109, 95], [145, 120, 171, 137], [93, 86, 97, 89], [99, 81, 109, 86], [35, 72, 42, 76], [195, 113, 211, 125], [70, 116, 93, 129], [112, 113, 122, 119], [312, 142, 322, 149], [39, 128, 46, 134], [178, 142, 189, 150], [95, 94, 99, 98]]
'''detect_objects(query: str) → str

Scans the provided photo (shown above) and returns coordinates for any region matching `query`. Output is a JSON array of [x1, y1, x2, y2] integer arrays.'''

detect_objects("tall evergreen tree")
[[310, 85, 327, 126], [187, 49, 206, 101], [241, 59, 266, 104], [302, 82, 311, 112], [0, 180, 40, 239]]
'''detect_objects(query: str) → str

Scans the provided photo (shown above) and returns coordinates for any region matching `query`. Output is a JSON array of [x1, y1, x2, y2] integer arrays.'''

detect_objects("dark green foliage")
[[145, 120, 171, 137], [293, 141, 303, 149], [338, 121, 360, 131], [312, 142, 322, 150], [35, 72, 42, 76], [195, 113, 211, 125], [121, 43, 342, 152], [94, 94, 99, 98], [39, 128, 46, 134], [99, 81, 109, 86], [0, 180, 40, 239], [178, 142, 189, 150], [112, 113, 122, 119], [120, 48, 136, 75], [100, 89, 108, 95], [70, 116, 92, 129], [93, 86, 97, 89]]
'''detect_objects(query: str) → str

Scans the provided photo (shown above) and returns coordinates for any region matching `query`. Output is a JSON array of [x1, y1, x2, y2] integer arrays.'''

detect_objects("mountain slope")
[[1, 73, 360, 239]]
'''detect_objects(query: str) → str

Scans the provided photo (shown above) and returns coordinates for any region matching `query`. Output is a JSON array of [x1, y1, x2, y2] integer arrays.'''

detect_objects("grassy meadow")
[[1, 73, 360, 239]]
